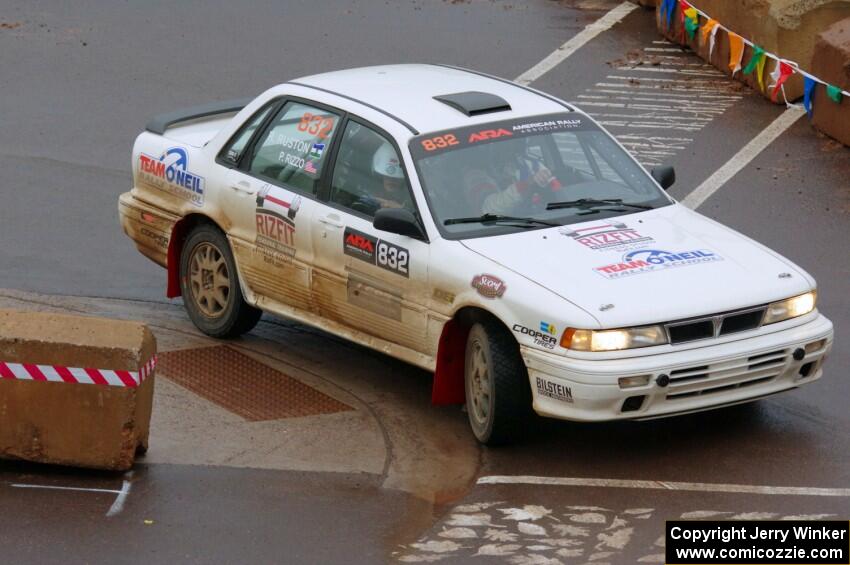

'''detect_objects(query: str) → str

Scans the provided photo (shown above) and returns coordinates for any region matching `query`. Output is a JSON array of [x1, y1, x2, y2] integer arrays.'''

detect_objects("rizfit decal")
[[138, 147, 205, 206], [471, 274, 506, 299], [344, 227, 409, 277], [513, 324, 556, 350], [561, 222, 653, 251], [595, 249, 723, 279], [536, 376, 573, 403], [255, 185, 300, 266]]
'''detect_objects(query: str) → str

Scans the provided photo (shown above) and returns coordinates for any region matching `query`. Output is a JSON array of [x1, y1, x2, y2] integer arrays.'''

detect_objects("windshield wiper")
[[546, 198, 654, 211], [444, 213, 560, 227]]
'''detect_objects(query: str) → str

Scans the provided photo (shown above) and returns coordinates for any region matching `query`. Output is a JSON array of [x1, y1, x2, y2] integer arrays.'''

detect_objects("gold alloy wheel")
[[188, 242, 231, 317], [467, 337, 492, 427]]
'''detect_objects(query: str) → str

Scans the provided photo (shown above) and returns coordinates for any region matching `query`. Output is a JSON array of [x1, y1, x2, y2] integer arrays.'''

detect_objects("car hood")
[[460, 204, 813, 328]]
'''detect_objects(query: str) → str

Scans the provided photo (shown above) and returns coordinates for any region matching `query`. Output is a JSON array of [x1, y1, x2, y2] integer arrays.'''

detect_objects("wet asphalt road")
[[1, 1, 849, 563]]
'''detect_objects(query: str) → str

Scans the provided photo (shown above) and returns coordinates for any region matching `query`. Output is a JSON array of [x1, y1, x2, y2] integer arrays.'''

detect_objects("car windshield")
[[409, 113, 672, 239]]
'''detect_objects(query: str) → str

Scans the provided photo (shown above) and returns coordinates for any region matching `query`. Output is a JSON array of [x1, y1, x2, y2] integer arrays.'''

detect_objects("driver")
[[370, 143, 408, 210], [464, 155, 562, 215]]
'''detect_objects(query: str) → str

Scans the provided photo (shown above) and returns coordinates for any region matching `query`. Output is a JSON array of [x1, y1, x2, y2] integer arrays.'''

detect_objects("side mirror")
[[373, 208, 426, 240], [651, 166, 676, 190]]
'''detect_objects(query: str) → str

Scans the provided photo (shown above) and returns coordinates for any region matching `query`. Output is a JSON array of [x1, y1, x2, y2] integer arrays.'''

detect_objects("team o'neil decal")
[[594, 248, 723, 279], [343, 227, 409, 277], [471, 274, 506, 299], [560, 222, 653, 252], [138, 147, 205, 206]]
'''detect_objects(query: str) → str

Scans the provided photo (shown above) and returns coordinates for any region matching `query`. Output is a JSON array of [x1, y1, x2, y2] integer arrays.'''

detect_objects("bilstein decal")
[[536, 376, 573, 403]]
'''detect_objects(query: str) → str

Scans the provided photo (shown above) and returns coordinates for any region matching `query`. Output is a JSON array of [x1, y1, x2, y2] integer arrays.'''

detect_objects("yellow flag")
[[728, 33, 745, 75], [756, 54, 767, 90]]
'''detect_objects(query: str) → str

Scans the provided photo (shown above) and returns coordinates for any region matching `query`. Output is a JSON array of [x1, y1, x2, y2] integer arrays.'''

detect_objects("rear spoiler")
[[145, 97, 253, 135]]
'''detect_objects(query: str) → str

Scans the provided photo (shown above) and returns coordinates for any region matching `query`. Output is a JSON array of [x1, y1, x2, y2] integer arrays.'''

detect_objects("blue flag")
[[803, 76, 817, 117]]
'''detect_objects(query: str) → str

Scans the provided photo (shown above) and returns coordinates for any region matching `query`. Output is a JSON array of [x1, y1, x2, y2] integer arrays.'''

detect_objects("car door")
[[311, 118, 432, 355], [217, 98, 343, 311]]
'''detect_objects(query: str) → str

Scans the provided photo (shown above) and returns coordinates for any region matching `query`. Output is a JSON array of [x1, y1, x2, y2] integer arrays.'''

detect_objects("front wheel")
[[464, 320, 531, 445], [179, 224, 262, 338]]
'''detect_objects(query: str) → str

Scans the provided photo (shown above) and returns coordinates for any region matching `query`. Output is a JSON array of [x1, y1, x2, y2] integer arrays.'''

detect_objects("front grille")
[[665, 306, 767, 345], [720, 309, 765, 335], [666, 348, 788, 400]]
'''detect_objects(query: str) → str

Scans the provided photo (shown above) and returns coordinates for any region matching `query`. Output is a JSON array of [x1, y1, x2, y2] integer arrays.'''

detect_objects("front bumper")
[[522, 313, 833, 422]]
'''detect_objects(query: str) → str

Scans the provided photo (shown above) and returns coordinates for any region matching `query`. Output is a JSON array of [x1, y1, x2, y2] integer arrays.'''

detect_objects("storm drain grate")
[[158, 346, 353, 421]]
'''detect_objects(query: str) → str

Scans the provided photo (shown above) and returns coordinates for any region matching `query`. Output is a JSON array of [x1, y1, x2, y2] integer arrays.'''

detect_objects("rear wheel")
[[464, 320, 531, 445], [180, 224, 261, 338]]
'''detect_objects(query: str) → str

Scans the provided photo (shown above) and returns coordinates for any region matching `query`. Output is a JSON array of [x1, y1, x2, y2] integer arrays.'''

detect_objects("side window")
[[247, 102, 340, 196], [219, 103, 275, 166], [330, 121, 414, 218]]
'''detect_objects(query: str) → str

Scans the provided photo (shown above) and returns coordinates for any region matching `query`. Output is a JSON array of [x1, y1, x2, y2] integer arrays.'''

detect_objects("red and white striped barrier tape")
[[0, 355, 157, 388]]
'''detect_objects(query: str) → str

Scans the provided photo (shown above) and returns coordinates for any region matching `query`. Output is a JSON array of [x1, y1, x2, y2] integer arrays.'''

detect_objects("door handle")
[[318, 215, 344, 228], [229, 180, 255, 195]]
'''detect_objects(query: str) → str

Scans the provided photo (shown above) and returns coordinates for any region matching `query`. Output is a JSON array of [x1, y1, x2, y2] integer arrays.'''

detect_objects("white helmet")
[[372, 143, 405, 179]]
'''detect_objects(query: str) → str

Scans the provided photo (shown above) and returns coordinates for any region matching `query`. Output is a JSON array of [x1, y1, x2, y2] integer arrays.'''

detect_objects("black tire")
[[179, 224, 262, 338], [464, 319, 531, 445]]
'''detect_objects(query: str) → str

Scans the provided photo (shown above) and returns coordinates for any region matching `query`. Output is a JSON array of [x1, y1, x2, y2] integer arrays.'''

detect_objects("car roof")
[[289, 64, 572, 136]]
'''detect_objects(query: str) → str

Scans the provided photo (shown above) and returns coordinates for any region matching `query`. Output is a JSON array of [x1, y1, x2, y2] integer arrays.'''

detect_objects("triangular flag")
[[826, 84, 843, 103], [756, 53, 767, 91], [803, 76, 817, 117], [679, 0, 688, 43], [662, 0, 677, 29], [701, 19, 718, 45], [743, 45, 764, 75], [709, 23, 721, 59], [728, 33, 745, 76], [684, 7, 699, 41], [769, 61, 795, 102]]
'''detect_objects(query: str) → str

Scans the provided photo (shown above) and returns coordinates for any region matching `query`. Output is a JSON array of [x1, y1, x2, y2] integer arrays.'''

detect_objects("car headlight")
[[561, 325, 668, 351], [763, 291, 817, 325]]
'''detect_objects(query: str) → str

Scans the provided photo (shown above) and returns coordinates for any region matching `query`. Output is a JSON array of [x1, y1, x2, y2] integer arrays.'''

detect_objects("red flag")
[[769, 61, 795, 102]]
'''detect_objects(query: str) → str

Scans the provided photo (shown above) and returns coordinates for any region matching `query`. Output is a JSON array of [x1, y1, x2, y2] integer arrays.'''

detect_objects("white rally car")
[[120, 64, 833, 444]]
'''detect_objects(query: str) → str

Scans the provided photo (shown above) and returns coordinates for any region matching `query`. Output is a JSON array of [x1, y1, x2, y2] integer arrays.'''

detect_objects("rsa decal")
[[595, 249, 723, 279], [471, 274, 506, 299], [560, 222, 653, 251], [343, 227, 409, 277], [137, 147, 205, 206]]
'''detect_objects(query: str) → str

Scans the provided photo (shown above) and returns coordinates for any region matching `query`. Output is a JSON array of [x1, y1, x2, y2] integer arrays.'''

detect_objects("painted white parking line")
[[514, 1, 637, 85], [106, 471, 133, 517], [682, 105, 806, 209], [477, 475, 850, 497], [11, 484, 122, 494]]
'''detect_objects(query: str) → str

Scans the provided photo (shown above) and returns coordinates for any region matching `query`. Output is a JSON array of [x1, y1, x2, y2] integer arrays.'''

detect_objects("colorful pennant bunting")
[[803, 77, 817, 116], [826, 84, 843, 103], [728, 33, 745, 76]]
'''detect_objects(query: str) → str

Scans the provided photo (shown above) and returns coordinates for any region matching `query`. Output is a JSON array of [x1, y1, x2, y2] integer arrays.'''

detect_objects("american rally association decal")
[[254, 184, 301, 267], [561, 222, 653, 252], [343, 227, 409, 277], [471, 274, 506, 299], [595, 249, 723, 279], [138, 147, 205, 206], [536, 376, 573, 403]]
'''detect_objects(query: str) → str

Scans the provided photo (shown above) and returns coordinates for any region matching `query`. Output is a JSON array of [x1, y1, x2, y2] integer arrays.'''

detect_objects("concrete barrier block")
[[0, 310, 156, 471], [811, 18, 850, 145]]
